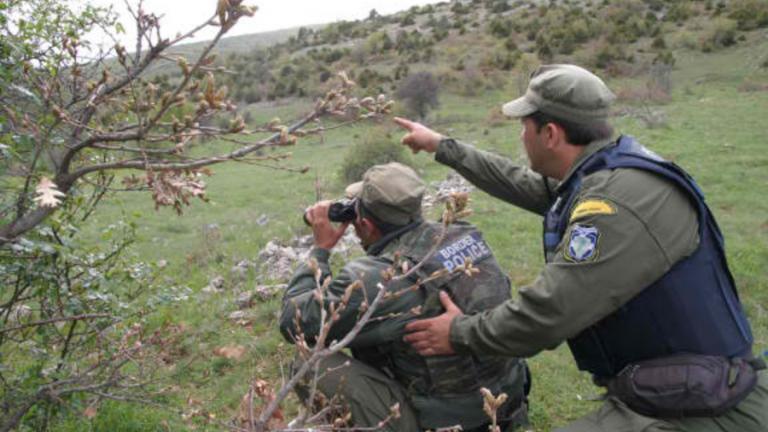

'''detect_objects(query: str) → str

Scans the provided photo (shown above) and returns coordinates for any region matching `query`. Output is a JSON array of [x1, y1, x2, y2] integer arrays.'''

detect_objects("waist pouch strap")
[[747, 356, 767, 371], [606, 354, 759, 418]]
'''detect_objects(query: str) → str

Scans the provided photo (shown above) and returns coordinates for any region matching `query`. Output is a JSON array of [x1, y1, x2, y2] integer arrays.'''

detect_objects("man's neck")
[[553, 144, 588, 180], [555, 137, 617, 190], [365, 220, 423, 256]]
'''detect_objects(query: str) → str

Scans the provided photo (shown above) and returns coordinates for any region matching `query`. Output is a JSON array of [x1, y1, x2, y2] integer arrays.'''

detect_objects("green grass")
[[54, 400, 170, 432], [58, 34, 768, 431]]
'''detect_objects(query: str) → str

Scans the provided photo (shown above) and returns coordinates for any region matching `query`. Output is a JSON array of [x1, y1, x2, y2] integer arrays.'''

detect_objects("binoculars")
[[303, 198, 358, 226]]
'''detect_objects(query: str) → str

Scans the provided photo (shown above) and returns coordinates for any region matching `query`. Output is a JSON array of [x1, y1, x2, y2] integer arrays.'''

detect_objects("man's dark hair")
[[357, 201, 406, 235], [526, 111, 614, 146]]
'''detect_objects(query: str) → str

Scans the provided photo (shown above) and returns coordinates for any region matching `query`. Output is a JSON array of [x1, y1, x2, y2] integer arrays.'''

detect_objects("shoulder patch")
[[569, 199, 616, 222], [436, 232, 492, 272], [564, 224, 600, 263]]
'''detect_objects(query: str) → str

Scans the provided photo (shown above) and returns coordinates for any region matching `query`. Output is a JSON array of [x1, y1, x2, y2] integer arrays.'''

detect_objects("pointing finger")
[[393, 117, 416, 131]]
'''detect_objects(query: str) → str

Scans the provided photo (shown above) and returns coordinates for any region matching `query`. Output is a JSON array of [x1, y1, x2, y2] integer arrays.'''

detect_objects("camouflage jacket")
[[279, 220, 528, 429]]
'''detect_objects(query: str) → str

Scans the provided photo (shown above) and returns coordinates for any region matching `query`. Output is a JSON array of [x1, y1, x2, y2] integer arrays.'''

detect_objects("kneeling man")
[[279, 162, 529, 431]]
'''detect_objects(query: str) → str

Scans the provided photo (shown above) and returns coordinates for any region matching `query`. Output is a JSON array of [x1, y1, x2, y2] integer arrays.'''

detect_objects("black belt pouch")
[[607, 354, 759, 418]]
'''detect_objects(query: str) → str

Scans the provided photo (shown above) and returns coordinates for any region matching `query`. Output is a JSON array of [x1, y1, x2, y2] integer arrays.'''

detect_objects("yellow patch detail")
[[570, 199, 616, 222]]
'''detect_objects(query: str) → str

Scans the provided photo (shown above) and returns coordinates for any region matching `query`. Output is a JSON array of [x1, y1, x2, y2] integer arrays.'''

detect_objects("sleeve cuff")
[[310, 247, 331, 262], [449, 314, 476, 355], [435, 137, 461, 166]]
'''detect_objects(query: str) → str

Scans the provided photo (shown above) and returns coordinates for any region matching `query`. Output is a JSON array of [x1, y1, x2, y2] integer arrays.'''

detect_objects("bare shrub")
[[515, 54, 540, 97], [647, 61, 673, 101], [396, 71, 440, 120], [185, 223, 225, 267], [339, 128, 411, 184], [670, 29, 699, 50], [454, 68, 488, 97], [698, 18, 738, 52], [633, 105, 669, 129], [738, 81, 768, 93], [615, 59, 673, 129], [615, 55, 674, 106], [485, 107, 508, 128]]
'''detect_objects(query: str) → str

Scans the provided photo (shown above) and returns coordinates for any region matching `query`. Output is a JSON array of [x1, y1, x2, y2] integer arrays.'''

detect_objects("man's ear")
[[359, 217, 382, 239], [544, 122, 565, 149]]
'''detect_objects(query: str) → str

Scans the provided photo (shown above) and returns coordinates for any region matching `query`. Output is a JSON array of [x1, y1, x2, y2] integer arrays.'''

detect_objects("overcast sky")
[[87, 0, 443, 48]]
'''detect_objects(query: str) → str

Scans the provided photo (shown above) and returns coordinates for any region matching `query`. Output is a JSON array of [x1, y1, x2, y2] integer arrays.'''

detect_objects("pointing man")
[[395, 64, 767, 431]]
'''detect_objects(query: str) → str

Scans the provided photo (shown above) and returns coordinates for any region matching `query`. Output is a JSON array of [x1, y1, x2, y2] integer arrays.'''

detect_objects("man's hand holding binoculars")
[[304, 200, 351, 250]]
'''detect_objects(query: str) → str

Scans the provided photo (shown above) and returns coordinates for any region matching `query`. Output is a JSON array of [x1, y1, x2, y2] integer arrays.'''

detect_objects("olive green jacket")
[[435, 138, 700, 357]]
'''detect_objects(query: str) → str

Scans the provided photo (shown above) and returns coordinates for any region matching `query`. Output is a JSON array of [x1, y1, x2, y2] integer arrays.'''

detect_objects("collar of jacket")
[[365, 219, 423, 256], [556, 136, 615, 193]]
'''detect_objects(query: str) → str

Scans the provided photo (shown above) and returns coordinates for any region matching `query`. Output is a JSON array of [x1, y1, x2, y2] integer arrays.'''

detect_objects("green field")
[[59, 34, 768, 431]]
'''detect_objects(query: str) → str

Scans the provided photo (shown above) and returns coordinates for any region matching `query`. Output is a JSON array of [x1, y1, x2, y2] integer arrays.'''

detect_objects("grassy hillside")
[[56, 28, 768, 431], [44, 1, 768, 431], [147, 0, 768, 105]]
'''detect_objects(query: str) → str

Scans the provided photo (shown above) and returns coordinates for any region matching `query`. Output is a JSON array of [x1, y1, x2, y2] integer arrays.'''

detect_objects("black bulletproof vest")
[[543, 136, 754, 378]]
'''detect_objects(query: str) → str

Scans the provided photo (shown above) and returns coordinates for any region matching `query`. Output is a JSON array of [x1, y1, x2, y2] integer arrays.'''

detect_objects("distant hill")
[[179, 25, 325, 56], [146, 0, 768, 110], [143, 25, 322, 77]]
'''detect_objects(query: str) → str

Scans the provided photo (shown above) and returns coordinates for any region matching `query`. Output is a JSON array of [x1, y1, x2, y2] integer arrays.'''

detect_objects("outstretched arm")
[[393, 117, 557, 215]]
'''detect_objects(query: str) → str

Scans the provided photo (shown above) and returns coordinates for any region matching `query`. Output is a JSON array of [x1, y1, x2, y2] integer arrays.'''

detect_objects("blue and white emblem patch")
[[564, 224, 600, 262]]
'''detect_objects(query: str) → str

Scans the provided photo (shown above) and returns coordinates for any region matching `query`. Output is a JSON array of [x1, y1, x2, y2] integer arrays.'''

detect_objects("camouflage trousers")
[[293, 352, 525, 432], [293, 352, 420, 431], [557, 370, 768, 432]]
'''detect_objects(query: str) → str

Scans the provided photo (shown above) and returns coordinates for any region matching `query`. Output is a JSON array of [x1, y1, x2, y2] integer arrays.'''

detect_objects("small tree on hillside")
[[396, 72, 440, 121], [0, 0, 392, 429], [339, 127, 411, 184]]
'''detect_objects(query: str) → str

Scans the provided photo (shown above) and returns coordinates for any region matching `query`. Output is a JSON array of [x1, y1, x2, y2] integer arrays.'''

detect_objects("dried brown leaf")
[[83, 403, 98, 419], [212, 345, 246, 360]]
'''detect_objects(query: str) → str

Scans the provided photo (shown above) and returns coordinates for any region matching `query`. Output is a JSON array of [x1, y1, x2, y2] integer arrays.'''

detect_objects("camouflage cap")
[[345, 162, 425, 226], [502, 64, 615, 123]]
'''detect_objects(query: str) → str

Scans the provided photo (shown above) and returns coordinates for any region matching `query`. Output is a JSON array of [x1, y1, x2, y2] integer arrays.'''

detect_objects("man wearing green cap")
[[279, 162, 530, 431], [394, 64, 767, 431]]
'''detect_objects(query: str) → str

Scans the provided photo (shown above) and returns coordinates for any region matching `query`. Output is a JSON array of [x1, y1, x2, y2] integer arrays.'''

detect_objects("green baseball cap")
[[502, 64, 615, 123], [345, 162, 425, 226]]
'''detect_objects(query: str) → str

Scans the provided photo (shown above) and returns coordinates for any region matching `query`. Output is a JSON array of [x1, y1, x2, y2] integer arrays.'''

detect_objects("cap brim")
[[501, 96, 538, 118], [344, 181, 363, 199]]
